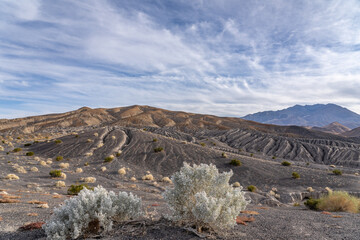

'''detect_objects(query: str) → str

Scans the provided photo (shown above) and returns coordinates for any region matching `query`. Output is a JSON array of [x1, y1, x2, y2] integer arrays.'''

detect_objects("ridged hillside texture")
[[242, 103, 360, 129]]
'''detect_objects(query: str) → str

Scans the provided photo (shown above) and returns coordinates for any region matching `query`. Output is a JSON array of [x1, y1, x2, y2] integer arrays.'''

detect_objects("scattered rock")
[[19, 221, 45, 231], [240, 210, 260, 215]]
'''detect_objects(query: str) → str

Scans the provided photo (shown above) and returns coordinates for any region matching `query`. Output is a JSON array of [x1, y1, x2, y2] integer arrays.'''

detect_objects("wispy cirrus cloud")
[[0, 0, 360, 118]]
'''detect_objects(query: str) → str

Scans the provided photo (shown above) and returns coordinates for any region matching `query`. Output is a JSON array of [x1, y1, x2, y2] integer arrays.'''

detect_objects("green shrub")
[[304, 198, 320, 210], [26, 152, 34, 156], [200, 143, 206, 147], [292, 172, 300, 179], [34, 141, 39, 143], [152, 138, 158, 142], [247, 185, 257, 192], [55, 156, 63, 161], [250, 153, 253, 157], [13, 148, 22, 152], [104, 156, 114, 163], [116, 152, 121, 157], [6, 152, 9, 155], [67, 184, 94, 195], [17, 137, 21, 140], [75, 135, 79, 138], [54, 139, 62, 144], [49, 170, 62, 178], [333, 169, 342, 175], [154, 147, 164, 153], [229, 159, 242, 166], [221, 152, 227, 158], [281, 161, 291, 166], [24, 143, 32, 147], [272, 156, 276, 159]]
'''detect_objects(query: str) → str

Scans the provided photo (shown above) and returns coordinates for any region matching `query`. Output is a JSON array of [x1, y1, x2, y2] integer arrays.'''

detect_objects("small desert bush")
[[14, 166, 27, 173], [304, 198, 321, 210], [152, 138, 158, 142], [43, 186, 143, 239], [118, 167, 126, 175], [75, 168, 83, 173], [200, 142, 206, 147], [67, 184, 94, 195], [30, 167, 39, 172], [101, 166, 107, 172], [332, 169, 342, 175], [221, 152, 227, 158], [24, 143, 32, 147], [163, 162, 249, 232], [161, 177, 172, 183], [116, 151, 122, 157], [55, 156, 63, 161], [59, 163, 69, 169], [272, 156, 276, 159], [26, 151, 34, 156], [40, 161, 47, 166], [55, 181, 66, 187], [13, 148, 22, 152], [6, 174, 19, 180], [84, 162, 89, 166], [292, 172, 300, 179], [229, 159, 241, 166], [104, 155, 114, 163], [83, 177, 96, 183], [281, 161, 291, 166], [247, 185, 257, 192], [154, 147, 164, 153], [232, 182, 241, 187], [49, 170, 62, 178], [54, 139, 62, 144], [142, 174, 154, 181]]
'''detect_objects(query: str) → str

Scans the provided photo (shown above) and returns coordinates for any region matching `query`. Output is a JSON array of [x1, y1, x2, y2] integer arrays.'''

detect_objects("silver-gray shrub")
[[43, 185, 142, 240], [163, 162, 249, 231]]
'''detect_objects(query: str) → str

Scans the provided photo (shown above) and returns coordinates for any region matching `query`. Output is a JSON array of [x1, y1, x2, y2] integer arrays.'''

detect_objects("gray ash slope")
[[28, 126, 360, 195]]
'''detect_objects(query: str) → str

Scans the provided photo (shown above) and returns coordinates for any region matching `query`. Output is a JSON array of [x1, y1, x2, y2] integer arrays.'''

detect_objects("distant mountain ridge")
[[311, 122, 351, 135], [242, 104, 360, 129]]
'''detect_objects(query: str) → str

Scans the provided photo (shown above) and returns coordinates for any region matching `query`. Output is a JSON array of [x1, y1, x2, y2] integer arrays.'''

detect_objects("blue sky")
[[1, 0, 360, 119]]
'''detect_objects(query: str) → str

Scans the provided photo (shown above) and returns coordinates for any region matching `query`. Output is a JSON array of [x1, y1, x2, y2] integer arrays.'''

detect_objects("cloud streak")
[[0, 0, 360, 118]]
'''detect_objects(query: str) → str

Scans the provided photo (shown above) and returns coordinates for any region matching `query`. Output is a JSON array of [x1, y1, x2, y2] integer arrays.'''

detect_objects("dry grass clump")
[[325, 187, 333, 194], [307, 187, 314, 192], [14, 166, 27, 173], [85, 152, 93, 156], [30, 167, 39, 172], [0, 146, 4, 151], [161, 177, 172, 183], [40, 161, 47, 166], [97, 143, 104, 148], [101, 166, 107, 172], [75, 168, 83, 173], [28, 200, 47, 205], [104, 155, 114, 163], [0, 198, 20, 203], [142, 174, 154, 181], [87, 139, 93, 143], [233, 182, 241, 187], [5, 174, 19, 180], [130, 177, 137, 182], [83, 177, 96, 183], [317, 191, 360, 213], [118, 167, 126, 175], [59, 163, 69, 169], [93, 133, 99, 137], [46, 159, 53, 165], [111, 136, 116, 140], [55, 181, 66, 187], [37, 203, 49, 208], [60, 173, 67, 180], [34, 157, 40, 161]]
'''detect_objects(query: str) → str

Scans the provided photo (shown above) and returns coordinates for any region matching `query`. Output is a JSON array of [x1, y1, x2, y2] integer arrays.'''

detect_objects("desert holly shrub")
[[50, 170, 62, 178], [13, 148, 22, 152], [26, 151, 34, 156], [281, 161, 291, 166], [55, 156, 63, 161], [292, 172, 300, 179], [43, 186, 143, 240], [154, 147, 164, 153], [332, 169, 342, 175], [54, 139, 62, 144], [247, 185, 257, 192], [67, 184, 94, 195], [229, 159, 241, 166], [163, 163, 249, 232]]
